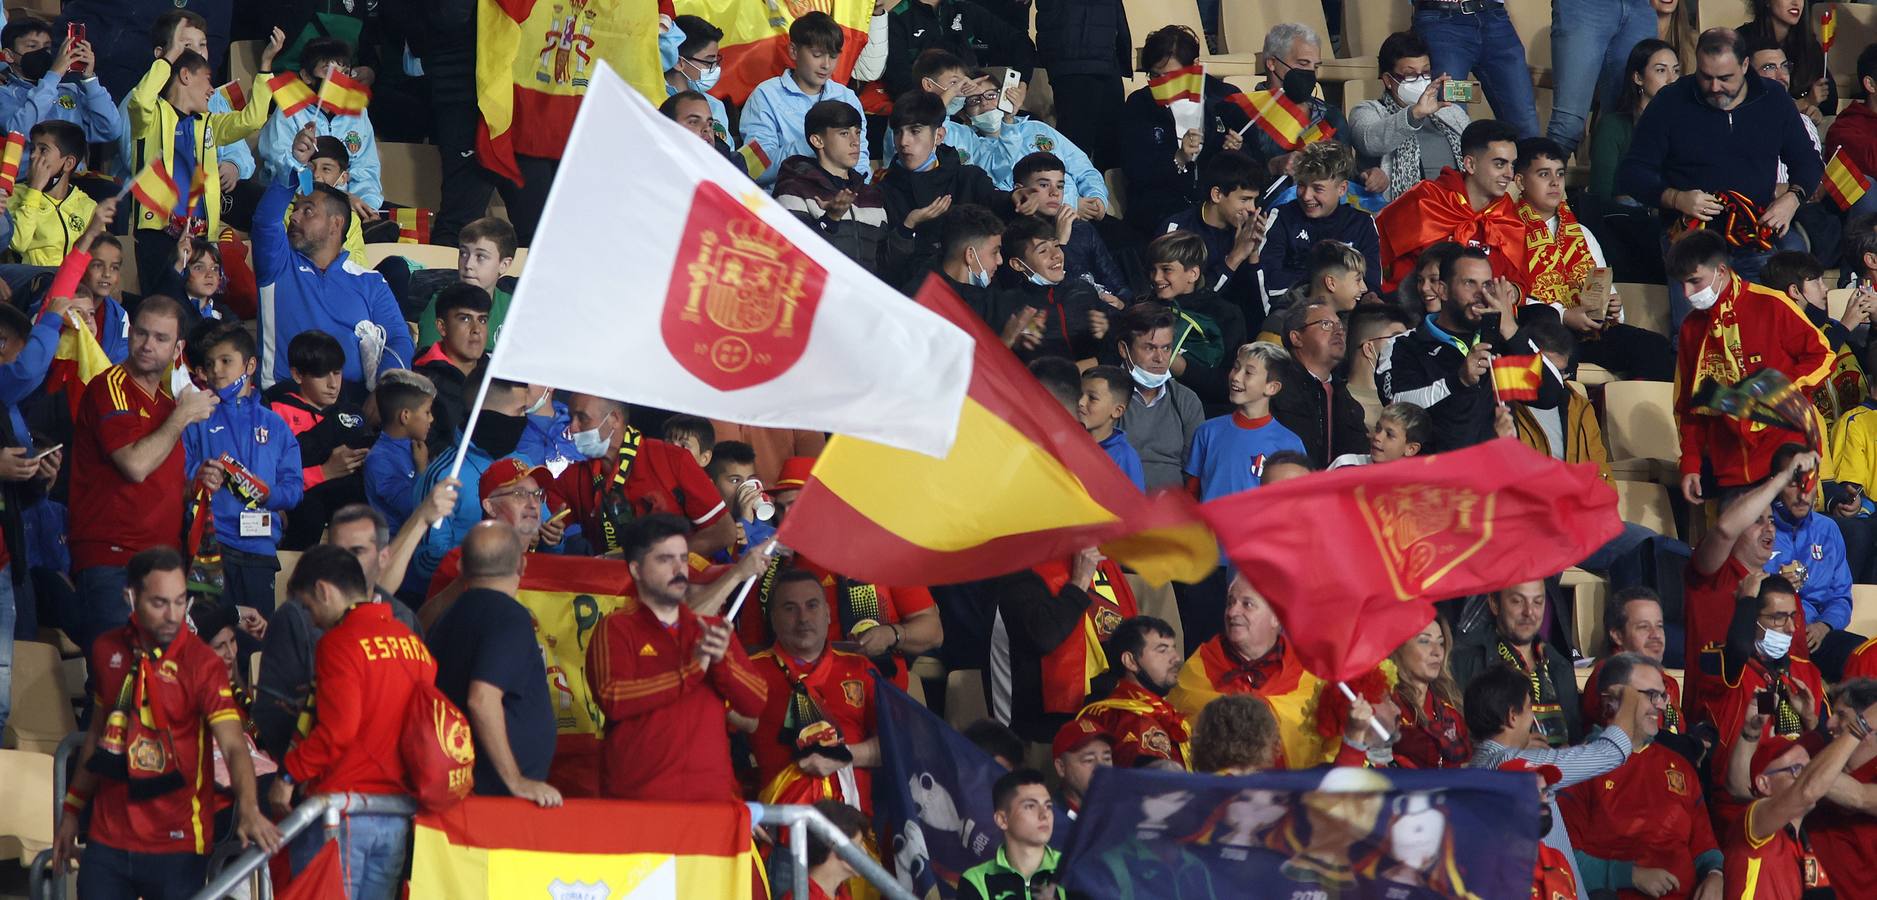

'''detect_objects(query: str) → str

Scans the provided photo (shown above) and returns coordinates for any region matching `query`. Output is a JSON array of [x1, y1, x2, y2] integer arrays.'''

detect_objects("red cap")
[[1052, 718, 1114, 759], [774, 456, 817, 492], [1496, 758, 1563, 788], [1748, 734, 1808, 782], [479, 457, 550, 502]]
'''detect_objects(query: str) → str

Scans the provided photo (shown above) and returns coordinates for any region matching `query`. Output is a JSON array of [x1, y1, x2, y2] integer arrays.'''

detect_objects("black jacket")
[[1377, 317, 1562, 453], [1120, 75, 1251, 234], [1450, 628, 1583, 745], [997, 274, 1111, 362], [1033, 0, 1130, 78], [1617, 71, 1822, 221], [874, 146, 1004, 270], [773, 156, 903, 276], [883, 0, 1035, 98], [1269, 357, 1368, 469]]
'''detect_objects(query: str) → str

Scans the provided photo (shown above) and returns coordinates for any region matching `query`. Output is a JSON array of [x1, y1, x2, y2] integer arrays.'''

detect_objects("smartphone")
[[1757, 690, 1777, 716], [67, 24, 87, 74], [30, 443, 60, 461], [996, 68, 1022, 115], [1440, 79, 1478, 103]]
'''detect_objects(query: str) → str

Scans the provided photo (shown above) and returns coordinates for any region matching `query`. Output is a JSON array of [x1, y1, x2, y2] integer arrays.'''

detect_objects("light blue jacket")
[[739, 74, 866, 186], [258, 105, 381, 208], [978, 116, 1108, 207], [0, 74, 119, 145], [183, 387, 305, 556]]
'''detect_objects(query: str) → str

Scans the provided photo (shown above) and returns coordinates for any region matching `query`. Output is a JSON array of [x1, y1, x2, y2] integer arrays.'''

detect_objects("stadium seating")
[[1614, 282, 1672, 338], [380, 142, 446, 210], [944, 669, 988, 731], [1853, 584, 1877, 640], [3, 641, 74, 755], [1615, 479, 1678, 541], [1603, 380, 1680, 471], [274, 549, 303, 612], [0, 748, 53, 866]]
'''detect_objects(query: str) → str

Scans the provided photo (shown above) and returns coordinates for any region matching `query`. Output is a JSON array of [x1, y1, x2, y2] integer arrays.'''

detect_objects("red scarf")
[[1519, 201, 1596, 309], [1377, 168, 1530, 294]]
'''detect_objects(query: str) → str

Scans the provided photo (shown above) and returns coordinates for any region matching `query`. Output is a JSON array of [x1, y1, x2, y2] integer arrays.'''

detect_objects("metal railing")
[[27, 732, 83, 900], [189, 793, 417, 900], [752, 803, 916, 900]]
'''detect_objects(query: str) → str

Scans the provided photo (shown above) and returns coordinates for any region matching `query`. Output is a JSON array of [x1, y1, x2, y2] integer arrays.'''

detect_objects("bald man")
[[428, 521, 561, 806]]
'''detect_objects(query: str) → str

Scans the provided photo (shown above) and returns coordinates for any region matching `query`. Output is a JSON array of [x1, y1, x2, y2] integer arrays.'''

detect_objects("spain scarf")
[[1519, 201, 1597, 310], [88, 635, 186, 798]]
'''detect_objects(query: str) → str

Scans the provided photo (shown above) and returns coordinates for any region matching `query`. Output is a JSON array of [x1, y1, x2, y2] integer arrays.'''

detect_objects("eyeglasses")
[[684, 54, 721, 68], [1302, 318, 1345, 333], [1756, 60, 1794, 74], [1636, 688, 1669, 705], [1763, 763, 1806, 779], [491, 488, 544, 503], [1759, 611, 1799, 627]]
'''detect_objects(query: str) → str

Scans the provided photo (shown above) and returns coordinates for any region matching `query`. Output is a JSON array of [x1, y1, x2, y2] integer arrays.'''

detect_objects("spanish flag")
[[410, 797, 754, 900], [1491, 352, 1545, 401], [127, 158, 180, 217], [213, 80, 247, 111], [267, 71, 316, 116], [677, 0, 872, 105], [1297, 119, 1337, 147], [1149, 64, 1205, 106], [47, 311, 111, 418], [1822, 4, 1838, 52], [1825, 147, 1870, 211], [1229, 89, 1310, 151], [737, 139, 770, 180], [775, 275, 1218, 587], [317, 68, 371, 117], [395, 207, 434, 244], [0, 132, 23, 194]]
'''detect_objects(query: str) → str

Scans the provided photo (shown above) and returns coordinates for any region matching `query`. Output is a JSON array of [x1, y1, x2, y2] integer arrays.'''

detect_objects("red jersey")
[[1724, 799, 1807, 900], [748, 647, 876, 810], [87, 625, 240, 856], [1707, 655, 1827, 787], [545, 433, 726, 556], [71, 366, 184, 569], [1810, 754, 1877, 895], [1675, 273, 1833, 488], [1844, 635, 1877, 680], [585, 600, 766, 802], [1533, 843, 1577, 900], [1391, 687, 1470, 769], [1558, 743, 1718, 900], [735, 554, 936, 691], [1581, 660, 1684, 734], [283, 603, 436, 795], [1074, 679, 1191, 769], [1683, 556, 1750, 723]]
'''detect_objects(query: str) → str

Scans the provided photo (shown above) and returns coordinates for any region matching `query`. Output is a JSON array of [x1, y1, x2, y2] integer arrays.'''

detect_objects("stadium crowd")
[[10, 0, 1877, 897]]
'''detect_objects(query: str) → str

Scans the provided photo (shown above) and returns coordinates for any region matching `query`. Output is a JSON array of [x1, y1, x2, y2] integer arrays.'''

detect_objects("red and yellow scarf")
[[1519, 201, 1596, 310]]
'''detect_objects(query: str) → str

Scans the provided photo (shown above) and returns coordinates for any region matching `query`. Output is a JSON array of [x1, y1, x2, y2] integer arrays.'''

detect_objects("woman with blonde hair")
[[1388, 618, 1470, 769]]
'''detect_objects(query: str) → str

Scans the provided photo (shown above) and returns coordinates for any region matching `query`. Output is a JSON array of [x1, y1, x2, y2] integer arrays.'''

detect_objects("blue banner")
[[871, 675, 1070, 897], [1060, 766, 1542, 900]]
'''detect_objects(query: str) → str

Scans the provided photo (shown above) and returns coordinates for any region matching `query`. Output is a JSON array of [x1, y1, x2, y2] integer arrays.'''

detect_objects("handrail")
[[189, 794, 417, 900], [750, 803, 916, 900], [27, 732, 86, 900]]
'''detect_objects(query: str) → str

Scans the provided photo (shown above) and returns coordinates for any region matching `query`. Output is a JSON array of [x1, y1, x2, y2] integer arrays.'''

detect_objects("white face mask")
[[1394, 76, 1431, 106], [1126, 350, 1172, 389], [965, 247, 991, 288], [571, 420, 612, 458], [971, 108, 1003, 134], [1757, 625, 1793, 660], [525, 388, 551, 416], [1686, 282, 1720, 310]]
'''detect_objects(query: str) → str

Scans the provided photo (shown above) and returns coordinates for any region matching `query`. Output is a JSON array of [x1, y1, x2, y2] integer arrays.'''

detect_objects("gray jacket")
[[1119, 380, 1204, 491]]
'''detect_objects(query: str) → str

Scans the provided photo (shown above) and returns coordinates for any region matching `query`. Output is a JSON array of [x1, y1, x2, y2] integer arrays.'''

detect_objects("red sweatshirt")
[[1826, 103, 1877, 184], [586, 600, 766, 802], [283, 603, 436, 794]]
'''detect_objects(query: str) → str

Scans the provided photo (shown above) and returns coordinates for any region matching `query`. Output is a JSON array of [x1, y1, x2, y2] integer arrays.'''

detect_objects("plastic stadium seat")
[[1562, 568, 1608, 657], [1852, 585, 1877, 641], [0, 749, 53, 866], [274, 549, 303, 613], [1613, 283, 1672, 338], [1615, 480, 1678, 540], [378, 142, 445, 210], [1603, 381, 1680, 465], [3, 642, 73, 755], [1123, 0, 1205, 50], [363, 243, 459, 271], [1828, 287, 1852, 323], [1343, 0, 1411, 60], [945, 670, 989, 731]]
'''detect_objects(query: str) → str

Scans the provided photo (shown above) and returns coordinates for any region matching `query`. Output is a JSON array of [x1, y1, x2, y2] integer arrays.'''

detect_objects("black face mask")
[[15, 48, 53, 82], [1537, 802, 1554, 837], [1281, 66, 1317, 104], [471, 411, 526, 458]]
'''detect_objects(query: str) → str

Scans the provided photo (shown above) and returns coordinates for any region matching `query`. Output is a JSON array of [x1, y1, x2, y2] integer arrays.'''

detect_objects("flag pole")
[[439, 314, 521, 526], [1338, 681, 1394, 744], [725, 542, 781, 623]]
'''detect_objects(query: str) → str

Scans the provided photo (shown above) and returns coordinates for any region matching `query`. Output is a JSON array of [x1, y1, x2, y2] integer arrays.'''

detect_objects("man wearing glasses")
[[1558, 653, 1726, 900], [543, 393, 734, 559], [1269, 300, 1365, 468]]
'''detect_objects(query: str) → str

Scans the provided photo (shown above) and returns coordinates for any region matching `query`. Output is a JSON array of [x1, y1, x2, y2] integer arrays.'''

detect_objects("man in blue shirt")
[[737, 12, 866, 186], [1765, 443, 1866, 682]]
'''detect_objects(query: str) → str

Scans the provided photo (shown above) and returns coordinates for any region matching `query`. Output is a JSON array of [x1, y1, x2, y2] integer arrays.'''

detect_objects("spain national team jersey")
[[71, 366, 185, 569], [1724, 798, 1807, 900], [86, 625, 239, 856], [748, 646, 877, 810]]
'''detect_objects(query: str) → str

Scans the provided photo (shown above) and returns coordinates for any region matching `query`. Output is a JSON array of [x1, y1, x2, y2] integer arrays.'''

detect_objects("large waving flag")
[[486, 62, 973, 457], [775, 275, 1217, 586], [1198, 439, 1619, 681], [476, 0, 668, 184], [677, 0, 873, 105], [411, 797, 754, 899]]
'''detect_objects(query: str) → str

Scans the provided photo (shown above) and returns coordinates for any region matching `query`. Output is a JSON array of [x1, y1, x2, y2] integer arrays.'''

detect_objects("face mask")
[[1019, 262, 1054, 287], [215, 374, 248, 404], [684, 59, 720, 93], [966, 248, 991, 288], [1281, 66, 1317, 104], [1686, 281, 1720, 311], [658, 16, 684, 73], [1128, 359, 1172, 390], [16, 47, 53, 82], [1757, 625, 1793, 660], [525, 388, 551, 417], [1537, 803, 1554, 837], [971, 109, 1003, 134], [571, 419, 613, 458], [1394, 76, 1431, 105], [471, 411, 527, 458], [944, 94, 967, 116]]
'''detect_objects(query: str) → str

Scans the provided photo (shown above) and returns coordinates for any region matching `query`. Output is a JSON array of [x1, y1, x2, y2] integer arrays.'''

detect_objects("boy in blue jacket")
[[364, 374, 433, 536], [182, 320, 304, 618], [256, 37, 382, 218], [254, 124, 411, 397], [0, 19, 116, 148]]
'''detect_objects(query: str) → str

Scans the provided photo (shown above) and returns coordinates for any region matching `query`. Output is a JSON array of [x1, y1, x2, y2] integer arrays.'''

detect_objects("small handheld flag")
[[127, 158, 180, 215], [1822, 5, 1838, 52], [1149, 64, 1205, 106], [1825, 147, 1870, 211], [0, 133, 24, 194], [268, 72, 316, 116], [1491, 353, 1545, 402], [213, 80, 247, 111], [183, 156, 207, 214], [1230, 89, 1310, 150], [317, 69, 371, 117], [394, 207, 434, 244], [737, 139, 771, 180]]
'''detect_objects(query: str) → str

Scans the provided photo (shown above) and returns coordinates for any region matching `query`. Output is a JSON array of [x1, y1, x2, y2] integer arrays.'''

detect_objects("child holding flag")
[[257, 38, 382, 226]]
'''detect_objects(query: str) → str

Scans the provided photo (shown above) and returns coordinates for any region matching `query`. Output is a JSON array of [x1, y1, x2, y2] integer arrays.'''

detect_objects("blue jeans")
[[1546, 0, 1657, 155], [1414, 5, 1541, 138], [76, 843, 207, 900], [291, 812, 411, 900], [0, 568, 12, 735], [71, 564, 129, 656]]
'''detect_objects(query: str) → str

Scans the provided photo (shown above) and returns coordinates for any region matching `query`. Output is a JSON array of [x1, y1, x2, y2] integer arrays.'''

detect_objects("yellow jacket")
[[9, 185, 96, 265], [1511, 383, 1614, 484], [126, 60, 274, 237], [280, 203, 367, 266], [1832, 402, 1877, 492]]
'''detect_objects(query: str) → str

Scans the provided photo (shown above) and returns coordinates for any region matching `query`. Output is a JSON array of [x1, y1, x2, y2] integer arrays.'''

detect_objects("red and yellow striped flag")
[[1492, 352, 1546, 401], [395, 207, 434, 244], [775, 275, 1218, 587], [1298, 119, 1337, 147], [317, 69, 371, 117], [1149, 64, 1205, 106], [128, 158, 180, 216], [183, 155, 207, 215], [47, 311, 111, 418], [268, 71, 316, 116], [1230, 89, 1310, 151], [0, 132, 24, 194], [737, 139, 770, 180], [1825, 147, 1870, 211], [678, 0, 872, 105], [213, 80, 247, 111], [410, 798, 754, 899], [1822, 4, 1838, 52]]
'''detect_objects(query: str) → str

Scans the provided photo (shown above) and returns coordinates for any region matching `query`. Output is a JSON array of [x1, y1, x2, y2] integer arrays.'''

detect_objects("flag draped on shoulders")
[[675, 0, 872, 105], [477, 0, 672, 184], [1376, 167, 1530, 295]]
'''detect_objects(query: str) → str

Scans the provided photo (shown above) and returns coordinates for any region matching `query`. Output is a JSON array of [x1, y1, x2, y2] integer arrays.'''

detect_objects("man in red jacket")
[[1668, 230, 1831, 504], [587, 513, 766, 801], [545, 394, 735, 558], [1824, 46, 1877, 216], [272, 544, 435, 899]]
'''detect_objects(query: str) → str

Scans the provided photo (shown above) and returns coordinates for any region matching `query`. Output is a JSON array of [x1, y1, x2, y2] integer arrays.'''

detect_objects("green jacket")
[[958, 844, 1063, 900], [414, 280, 514, 349]]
